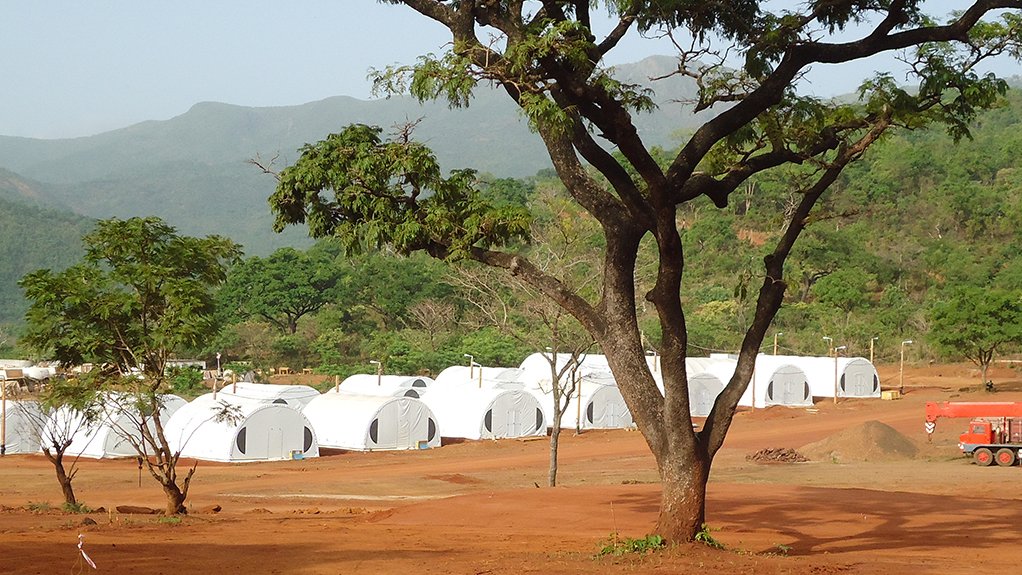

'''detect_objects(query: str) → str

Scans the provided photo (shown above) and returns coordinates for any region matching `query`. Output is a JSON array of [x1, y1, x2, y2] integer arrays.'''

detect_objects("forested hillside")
[[0, 196, 92, 327], [6, 86, 1022, 372], [0, 56, 705, 256], [201, 87, 1019, 376]]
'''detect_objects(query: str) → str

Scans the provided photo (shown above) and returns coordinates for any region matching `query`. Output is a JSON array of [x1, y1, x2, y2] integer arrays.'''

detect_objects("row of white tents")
[[1, 351, 880, 462]]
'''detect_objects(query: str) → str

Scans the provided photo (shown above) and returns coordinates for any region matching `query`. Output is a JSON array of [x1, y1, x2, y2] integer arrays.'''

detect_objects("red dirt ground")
[[3, 362, 1022, 574]]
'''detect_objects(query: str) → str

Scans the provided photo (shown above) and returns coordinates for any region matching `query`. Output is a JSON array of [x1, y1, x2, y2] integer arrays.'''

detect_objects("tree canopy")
[[218, 247, 344, 335], [20, 217, 241, 377], [929, 286, 1022, 384], [272, 0, 1022, 541]]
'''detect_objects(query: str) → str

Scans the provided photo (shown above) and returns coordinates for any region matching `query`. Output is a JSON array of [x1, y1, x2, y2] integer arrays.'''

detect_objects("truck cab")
[[959, 418, 1022, 466], [960, 420, 995, 448]]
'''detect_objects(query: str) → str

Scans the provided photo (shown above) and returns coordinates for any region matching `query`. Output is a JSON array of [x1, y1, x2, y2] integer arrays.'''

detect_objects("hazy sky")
[[1, 1, 1014, 139]]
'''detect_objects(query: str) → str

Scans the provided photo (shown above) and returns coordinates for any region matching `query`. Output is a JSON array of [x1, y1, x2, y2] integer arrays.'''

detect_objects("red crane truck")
[[925, 401, 1022, 466]]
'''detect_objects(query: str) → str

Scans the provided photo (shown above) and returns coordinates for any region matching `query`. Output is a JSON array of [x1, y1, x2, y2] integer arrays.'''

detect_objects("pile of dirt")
[[801, 420, 918, 463], [746, 447, 808, 463]]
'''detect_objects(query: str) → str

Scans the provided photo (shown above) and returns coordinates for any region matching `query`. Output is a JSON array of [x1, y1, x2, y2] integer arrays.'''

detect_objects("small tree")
[[11, 378, 101, 507], [19, 217, 241, 514], [217, 247, 344, 335], [929, 286, 1022, 385], [449, 183, 601, 486]]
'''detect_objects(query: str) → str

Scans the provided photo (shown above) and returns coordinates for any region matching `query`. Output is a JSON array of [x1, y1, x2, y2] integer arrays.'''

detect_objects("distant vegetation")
[[0, 196, 92, 327], [3, 83, 1022, 370]]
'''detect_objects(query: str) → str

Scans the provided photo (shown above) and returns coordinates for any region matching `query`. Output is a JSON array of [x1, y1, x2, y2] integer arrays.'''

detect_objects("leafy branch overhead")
[[270, 124, 531, 260], [276, 0, 1022, 543]]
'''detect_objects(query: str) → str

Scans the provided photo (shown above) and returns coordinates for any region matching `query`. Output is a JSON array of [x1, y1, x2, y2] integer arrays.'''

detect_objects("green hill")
[[0, 192, 94, 325], [0, 56, 703, 255]]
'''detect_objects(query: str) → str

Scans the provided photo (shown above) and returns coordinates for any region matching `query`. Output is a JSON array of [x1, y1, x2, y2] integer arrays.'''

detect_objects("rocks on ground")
[[746, 447, 808, 463]]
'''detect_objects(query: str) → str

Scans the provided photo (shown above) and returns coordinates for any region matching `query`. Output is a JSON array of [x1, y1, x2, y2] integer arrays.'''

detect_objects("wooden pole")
[[751, 365, 756, 412], [575, 372, 582, 433], [1, 377, 6, 456], [833, 353, 839, 405]]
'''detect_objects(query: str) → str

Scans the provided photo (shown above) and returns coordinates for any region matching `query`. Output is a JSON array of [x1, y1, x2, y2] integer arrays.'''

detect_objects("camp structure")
[[337, 374, 434, 398], [518, 352, 612, 388], [213, 381, 319, 409], [743, 355, 814, 407], [165, 394, 319, 462], [530, 373, 633, 430], [420, 387, 546, 440], [0, 359, 32, 369], [52, 393, 187, 459], [653, 356, 812, 414], [776, 355, 881, 398], [433, 365, 527, 389], [698, 355, 813, 409], [303, 392, 439, 451], [2, 400, 43, 454], [677, 358, 736, 416]]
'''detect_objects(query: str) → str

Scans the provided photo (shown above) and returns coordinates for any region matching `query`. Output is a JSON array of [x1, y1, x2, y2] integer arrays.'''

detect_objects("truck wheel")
[[995, 448, 1016, 467], [974, 447, 995, 466]]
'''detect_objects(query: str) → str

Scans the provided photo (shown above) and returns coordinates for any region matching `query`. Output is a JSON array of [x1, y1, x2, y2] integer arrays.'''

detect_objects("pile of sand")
[[746, 447, 808, 463], [801, 420, 918, 463]]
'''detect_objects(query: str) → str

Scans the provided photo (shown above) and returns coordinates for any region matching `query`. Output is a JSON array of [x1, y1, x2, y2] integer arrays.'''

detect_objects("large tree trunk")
[[162, 482, 187, 515], [655, 448, 711, 540]]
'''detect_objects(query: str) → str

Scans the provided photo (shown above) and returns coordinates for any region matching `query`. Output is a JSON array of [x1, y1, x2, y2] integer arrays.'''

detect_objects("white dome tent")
[[52, 393, 187, 459], [742, 355, 813, 407], [338, 375, 434, 398], [531, 373, 633, 430], [165, 394, 318, 462], [303, 392, 439, 451], [3, 400, 43, 454], [647, 357, 733, 416], [650, 355, 812, 414], [214, 381, 320, 408], [778, 355, 880, 398], [433, 365, 527, 389], [518, 352, 610, 388], [421, 387, 546, 440]]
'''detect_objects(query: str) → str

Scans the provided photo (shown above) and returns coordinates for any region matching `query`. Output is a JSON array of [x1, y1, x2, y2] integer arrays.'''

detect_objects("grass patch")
[[26, 501, 52, 512], [62, 501, 93, 514], [597, 533, 666, 557], [771, 543, 792, 556], [158, 516, 182, 525], [695, 523, 724, 550]]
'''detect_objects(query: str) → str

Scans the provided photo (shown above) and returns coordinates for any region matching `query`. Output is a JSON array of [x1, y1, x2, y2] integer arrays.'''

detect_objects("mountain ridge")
[[0, 56, 704, 255]]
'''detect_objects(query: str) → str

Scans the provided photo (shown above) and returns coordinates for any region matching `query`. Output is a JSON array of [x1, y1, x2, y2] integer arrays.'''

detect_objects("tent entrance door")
[[846, 372, 871, 396], [505, 407, 520, 438], [266, 427, 284, 459], [395, 401, 412, 449]]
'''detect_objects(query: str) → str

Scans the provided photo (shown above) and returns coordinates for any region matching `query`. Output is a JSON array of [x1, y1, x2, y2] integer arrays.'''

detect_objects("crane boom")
[[925, 401, 1022, 423]]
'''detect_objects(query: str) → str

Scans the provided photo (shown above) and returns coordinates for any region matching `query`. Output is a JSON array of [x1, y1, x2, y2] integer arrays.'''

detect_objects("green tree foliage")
[[218, 247, 344, 335], [275, 1, 1021, 542], [929, 286, 1022, 385], [270, 124, 531, 259], [0, 196, 93, 325], [19, 216, 241, 515]]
